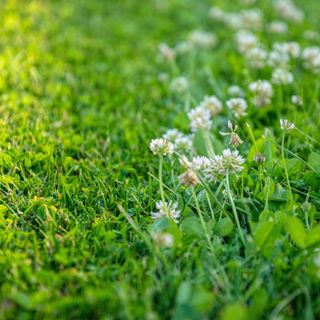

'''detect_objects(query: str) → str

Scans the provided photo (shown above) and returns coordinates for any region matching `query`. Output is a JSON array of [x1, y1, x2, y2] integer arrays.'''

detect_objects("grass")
[[0, 0, 320, 319]]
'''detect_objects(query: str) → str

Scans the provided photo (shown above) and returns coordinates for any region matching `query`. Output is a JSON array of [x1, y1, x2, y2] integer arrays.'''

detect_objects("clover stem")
[[225, 171, 245, 245], [281, 132, 293, 202]]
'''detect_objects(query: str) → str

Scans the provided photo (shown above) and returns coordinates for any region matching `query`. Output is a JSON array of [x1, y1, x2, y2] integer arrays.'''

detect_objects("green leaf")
[[287, 158, 304, 176], [220, 303, 247, 320], [270, 183, 291, 201], [308, 152, 320, 174], [213, 217, 234, 237], [253, 220, 280, 256], [307, 224, 320, 246], [286, 217, 307, 248], [181, 216, 204, 241]]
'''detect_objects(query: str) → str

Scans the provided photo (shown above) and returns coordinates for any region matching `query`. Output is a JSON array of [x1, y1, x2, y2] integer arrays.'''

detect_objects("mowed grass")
[[0, 0, 320, 319]]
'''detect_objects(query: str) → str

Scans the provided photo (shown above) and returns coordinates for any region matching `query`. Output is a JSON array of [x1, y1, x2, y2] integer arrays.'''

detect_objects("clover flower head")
[[175, 135, 193, 151], [209, 7, 225, 21], [272, 68, 294, 85], [158, 43, 176, 61], [249, 80, 273, 107], [226, 98, 248, 118], [225, 13, 243, 29], [291, 95, 303, 106], [150, 138, 174, 156], [302, 47, 320, 73], [180, 155, 212, 182], [190, 156, 212, 171], [268, 21, 288, 34], [200, 95, 223, 116], [240, 9, 263, 30], [222, 149, 245, 172], [188, 30, 217, 48], [228, 85, 245, 98], [163, 129, 192, 152], [210, 149, 245, 176], [274, 42, 301, 58], [170, 76, 189, 93], [188, 106, 212, 132], [280, 118, 295, 131], [151, 201, 181, 223], [268, 49, 290, 68], [304, 30, 319, 41], [210, 155, 226, 176], [152, 232, 174, 247], [235, 30, 258, 53], [254, 153, 266, 164], [273, 0, 304, 23], [175, 41, 193, 54], [246, 46, 267, 69], [163, 129, 183, 142]]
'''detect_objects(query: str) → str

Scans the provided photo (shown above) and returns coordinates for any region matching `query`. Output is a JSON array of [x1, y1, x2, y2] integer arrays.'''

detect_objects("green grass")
[[0, 0, 320, 319]]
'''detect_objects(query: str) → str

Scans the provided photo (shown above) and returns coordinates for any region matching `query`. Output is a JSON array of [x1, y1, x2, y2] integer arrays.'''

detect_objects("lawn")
[[0, 0, 320, 319]]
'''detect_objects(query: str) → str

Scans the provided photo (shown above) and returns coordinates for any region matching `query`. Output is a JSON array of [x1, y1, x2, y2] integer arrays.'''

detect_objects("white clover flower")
[[175, 135, 193, 152], [268, 49, 289, 68], [180, 155, 212, 182], [209, 7, 225, 20], [280, 118, 295, 131], [224, 13, 243, 29], [188, 106, 212, 132], [302, 47, 320, 73], [170, 76, 189, 93], [188, 30, 217, 48], [226, 98, 248, 118], [210, 149, 245, 176], [190, 156, 212, 171], [273, 42, 301, 58], [175, 41, 193, 54], [158, 43, 176, 61], [273, 0, 304, 23], [199, 95, 223, 116], [235, 30, 259, 53], [240, 9, 263, 30], [246, 47, 267, 69], [304, 30, 319, 41], [228, 85, 245, 98], [151, 201, 181, 223], [210, 155, 226, 176], [150, 138, 174, 156], [249, 80, 273, 107], [163, 129, 192, 152], [222, 149, 245, 173], [291, 95, 303, 106], [272, 68, 294, 85], [158, 73, 169, 83], [268, 21, 288, 34], [163, 129, 183, 142], [152, 232, 174, 247]]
